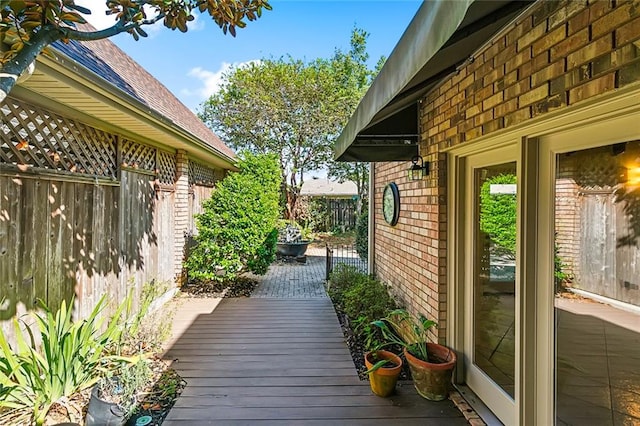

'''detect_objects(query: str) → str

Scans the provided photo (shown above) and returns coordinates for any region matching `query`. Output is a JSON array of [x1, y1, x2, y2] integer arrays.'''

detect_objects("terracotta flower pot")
[[404, 343, 456, 401], [364, 350, 403, 397]]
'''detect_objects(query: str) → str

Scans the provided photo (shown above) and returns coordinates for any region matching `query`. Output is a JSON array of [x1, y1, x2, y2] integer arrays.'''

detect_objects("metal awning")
[[335, 0, 534, 162]]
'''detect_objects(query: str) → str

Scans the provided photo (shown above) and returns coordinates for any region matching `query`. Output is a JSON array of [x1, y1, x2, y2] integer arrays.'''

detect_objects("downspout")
[[368, 162, 375, 275]]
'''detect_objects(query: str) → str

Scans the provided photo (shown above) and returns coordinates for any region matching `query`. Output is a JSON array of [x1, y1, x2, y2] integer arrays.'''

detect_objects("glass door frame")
[[462, 145, 520, 425], [448, 84, 640, 426]]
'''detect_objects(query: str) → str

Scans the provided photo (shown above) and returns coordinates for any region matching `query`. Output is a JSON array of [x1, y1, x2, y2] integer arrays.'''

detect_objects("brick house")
[[336, 1, 640, 424], [0, 29, 232, 341]]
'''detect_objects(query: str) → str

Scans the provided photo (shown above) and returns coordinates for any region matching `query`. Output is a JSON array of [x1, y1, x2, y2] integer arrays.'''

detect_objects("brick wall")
[[175, 150, 189, 282], [373, 0, 640, 344], [555, 161, 580, 280]]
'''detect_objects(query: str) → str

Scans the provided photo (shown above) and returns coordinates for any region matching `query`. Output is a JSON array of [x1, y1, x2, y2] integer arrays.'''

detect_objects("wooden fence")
[[556, 146, 640, 306], [0, 96, 221, 343]]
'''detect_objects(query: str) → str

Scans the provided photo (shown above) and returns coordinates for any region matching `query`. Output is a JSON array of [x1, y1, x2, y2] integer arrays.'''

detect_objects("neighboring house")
[[0, 26, 232, 341], [301, 178, 359, 230], [336, 1, 640, 425], [300, 178, 358, 199]]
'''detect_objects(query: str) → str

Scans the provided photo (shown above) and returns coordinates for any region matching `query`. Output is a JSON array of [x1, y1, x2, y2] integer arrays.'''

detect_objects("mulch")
[[180, 276, 258, 298], [333, 308, 412, 381]]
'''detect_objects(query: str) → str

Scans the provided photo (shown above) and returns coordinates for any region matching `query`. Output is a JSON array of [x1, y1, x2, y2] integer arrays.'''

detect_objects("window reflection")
[[555, 142, 640, 425]]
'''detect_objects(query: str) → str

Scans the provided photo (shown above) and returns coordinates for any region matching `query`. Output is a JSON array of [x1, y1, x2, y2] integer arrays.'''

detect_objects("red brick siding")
[[373, 0, 640, 345]]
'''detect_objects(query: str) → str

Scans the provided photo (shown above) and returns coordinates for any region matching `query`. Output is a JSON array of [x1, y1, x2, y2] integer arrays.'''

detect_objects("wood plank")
[[164, 419, 468, 426], [166, 404, 464, 420], [164, 298, 464, 424], [176, 368, 357, 378], [178, 385, 373, 398]]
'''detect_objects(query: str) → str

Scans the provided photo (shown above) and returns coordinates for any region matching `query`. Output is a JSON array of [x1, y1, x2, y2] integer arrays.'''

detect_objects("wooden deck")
[[162, 298, 467, 425]]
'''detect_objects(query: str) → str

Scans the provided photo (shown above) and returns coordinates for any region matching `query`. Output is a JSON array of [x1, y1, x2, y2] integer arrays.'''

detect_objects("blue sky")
[[80, 0, 422, 111]]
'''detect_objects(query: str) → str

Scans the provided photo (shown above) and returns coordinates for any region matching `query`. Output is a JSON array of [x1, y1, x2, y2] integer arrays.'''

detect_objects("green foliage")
[[327, 264, 367, 307], [199, 27, 381, 221], [479, 174, 517, 254], [116, 281, 174, 355], [328, 266, 395, 353], [0, 1, 271, 99], [99, 357, 152, 419], [342, 278, 396, 336], [0, 296, 125, 425], [554, 239, 570, 292], [372, 309, 438, 363], [185, 152, 281, 282], [355, 207, 368, 261]]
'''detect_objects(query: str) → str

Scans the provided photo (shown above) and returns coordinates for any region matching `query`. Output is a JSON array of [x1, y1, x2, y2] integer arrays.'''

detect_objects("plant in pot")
[[276, 221, 312, 257], [364, 350, 403, 397], [354, 313, 403, 398], [86, 357, 152, 426], [372, 309, 457, 401]]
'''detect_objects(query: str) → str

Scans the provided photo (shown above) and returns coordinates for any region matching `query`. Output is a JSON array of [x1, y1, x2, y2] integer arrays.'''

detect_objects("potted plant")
[[86, 358, 152, 426], [364, 350, 403, 397], [276, 222, 312, 257], [372, 309, 456, 401]]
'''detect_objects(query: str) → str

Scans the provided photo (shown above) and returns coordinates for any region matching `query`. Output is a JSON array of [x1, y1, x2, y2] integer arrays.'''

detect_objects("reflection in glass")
[[474, 162, 517, 398], [555, 142, 640, 425]]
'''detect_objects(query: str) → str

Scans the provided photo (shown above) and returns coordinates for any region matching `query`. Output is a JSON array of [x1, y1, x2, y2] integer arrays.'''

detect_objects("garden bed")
[[180, 276, 258, 298], [333, 306, 412, 382]]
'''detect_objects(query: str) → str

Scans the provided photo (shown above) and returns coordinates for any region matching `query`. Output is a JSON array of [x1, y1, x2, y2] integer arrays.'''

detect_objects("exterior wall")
[[374, 159, 446, 343], [373, 0, 640, 343]]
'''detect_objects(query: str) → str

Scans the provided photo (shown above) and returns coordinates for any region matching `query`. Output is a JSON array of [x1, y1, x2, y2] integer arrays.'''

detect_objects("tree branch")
[[0, 26, 63, 102]]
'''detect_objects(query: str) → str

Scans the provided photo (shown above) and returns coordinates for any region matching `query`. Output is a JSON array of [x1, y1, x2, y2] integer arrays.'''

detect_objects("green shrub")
[[342, 277, 396, 331], [185, 152, 281, 282], [479, 173, 517, 254], [327, 264, 367, 306], [355, 207, 368, 261]]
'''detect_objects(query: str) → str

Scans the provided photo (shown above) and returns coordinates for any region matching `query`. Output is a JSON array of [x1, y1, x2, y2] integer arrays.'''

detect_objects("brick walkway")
[[250, 245, 327, 299]]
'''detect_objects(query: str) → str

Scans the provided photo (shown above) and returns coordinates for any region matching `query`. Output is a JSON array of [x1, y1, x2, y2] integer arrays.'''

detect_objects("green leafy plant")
[[372, 309, 438, 363], [185, 152, 281, 282], [342, 277, 396, 334], [0, 296, 125, 425], [116, 282, 174, 355], [327, 264, 368, 307], [355, 206, 368, 261], [479, 173, 517, 254], [97, 356, 152, 420]]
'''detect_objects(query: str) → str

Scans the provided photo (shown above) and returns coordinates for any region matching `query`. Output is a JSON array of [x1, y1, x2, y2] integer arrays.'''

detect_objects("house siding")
[[373, 0, 640, 343]]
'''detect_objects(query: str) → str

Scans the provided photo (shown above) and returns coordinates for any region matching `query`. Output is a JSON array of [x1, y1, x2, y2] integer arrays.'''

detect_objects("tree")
[[0, 0, 271, 101], [185, 152, 281, 282], [199, 27, 381, 221], [327, 29, 385, 214]]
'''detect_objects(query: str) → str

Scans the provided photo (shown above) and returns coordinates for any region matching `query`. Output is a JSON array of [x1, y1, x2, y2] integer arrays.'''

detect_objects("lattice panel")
[[0, 98, 117, 177], [575, 150, 622, 190], [121, 139, 156, 172], [157, 150, 176, 185], [189, 161, 217, 187]]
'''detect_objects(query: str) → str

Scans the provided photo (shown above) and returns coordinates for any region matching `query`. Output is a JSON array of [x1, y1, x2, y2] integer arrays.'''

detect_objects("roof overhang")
[[13, 47, 236, 170], [335, 0, 534, 162]]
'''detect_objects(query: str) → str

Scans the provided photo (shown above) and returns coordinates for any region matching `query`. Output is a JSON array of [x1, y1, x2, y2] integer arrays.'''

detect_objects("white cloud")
[[76, 0, 118, 30], [76, 0, 201, 36], [186, 60, 260, 100]]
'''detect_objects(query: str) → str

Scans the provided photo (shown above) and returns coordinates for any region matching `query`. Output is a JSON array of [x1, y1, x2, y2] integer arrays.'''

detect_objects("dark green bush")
[[355, 206, 368, 261], [327, 264, 367, 306], [342, 277, 396, 330], [185, 152, 281, 282]]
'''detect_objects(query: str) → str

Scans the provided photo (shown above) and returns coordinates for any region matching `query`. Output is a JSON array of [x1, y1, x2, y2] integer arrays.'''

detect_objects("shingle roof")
[[53, 24, 234, 159], [300, 179, 358, 197]]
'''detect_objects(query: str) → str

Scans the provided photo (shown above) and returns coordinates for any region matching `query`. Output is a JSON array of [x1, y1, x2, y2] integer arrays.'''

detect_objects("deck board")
[[162, 298, 466, 424]]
